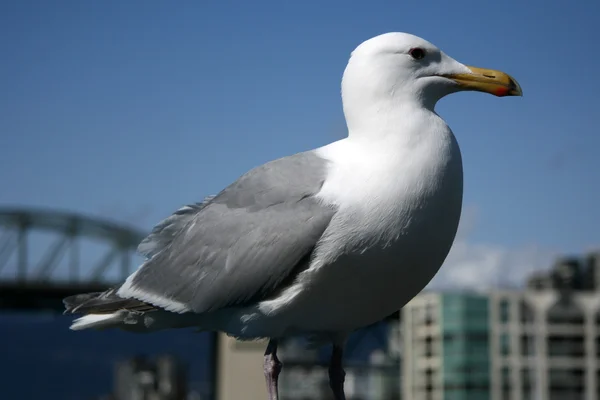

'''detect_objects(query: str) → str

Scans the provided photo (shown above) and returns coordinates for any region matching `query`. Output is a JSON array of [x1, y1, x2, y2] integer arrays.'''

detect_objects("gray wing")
[[121, 150, 336, 314], [136, 195, 216, 259]]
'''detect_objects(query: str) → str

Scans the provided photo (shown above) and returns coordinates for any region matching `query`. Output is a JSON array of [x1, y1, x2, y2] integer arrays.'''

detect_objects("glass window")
[[520, 301, 535, 324], [501, 367, 511, 400], [547, 335, 585, 357], [424, 303, 436, 325], [548, 368, 585, 400], [499, 299, 510, 323], [520, 334, 535, 356], [500, 333, 510, 355]]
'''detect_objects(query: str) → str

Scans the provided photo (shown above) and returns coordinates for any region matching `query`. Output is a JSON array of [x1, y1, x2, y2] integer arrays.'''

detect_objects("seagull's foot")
[[264, 339, 283, 400], [329, 344, 346, 400]]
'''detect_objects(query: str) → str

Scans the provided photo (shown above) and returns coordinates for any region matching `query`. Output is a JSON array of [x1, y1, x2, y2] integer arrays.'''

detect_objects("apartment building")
[[403, 251, 600, 400], [403, 291, 490, 400]]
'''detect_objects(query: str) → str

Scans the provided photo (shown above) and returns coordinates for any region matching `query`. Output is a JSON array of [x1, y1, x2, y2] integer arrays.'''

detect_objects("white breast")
[[317, 115, 463, 247], [274, 117, 462, 332]]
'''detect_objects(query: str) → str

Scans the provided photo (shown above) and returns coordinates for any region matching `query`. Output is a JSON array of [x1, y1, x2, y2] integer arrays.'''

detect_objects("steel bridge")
[[0, 207, 146, 311]]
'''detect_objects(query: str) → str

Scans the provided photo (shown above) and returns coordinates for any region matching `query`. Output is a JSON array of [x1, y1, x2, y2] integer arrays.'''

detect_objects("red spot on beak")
[[495, 87, 509, 97]]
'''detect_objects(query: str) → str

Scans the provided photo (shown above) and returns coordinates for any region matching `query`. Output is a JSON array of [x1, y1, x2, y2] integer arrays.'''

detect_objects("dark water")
[[1, 311, 215, 400]]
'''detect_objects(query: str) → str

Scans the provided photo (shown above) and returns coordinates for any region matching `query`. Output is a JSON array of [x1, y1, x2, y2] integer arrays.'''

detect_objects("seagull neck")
[[345, 99, 442, 140]]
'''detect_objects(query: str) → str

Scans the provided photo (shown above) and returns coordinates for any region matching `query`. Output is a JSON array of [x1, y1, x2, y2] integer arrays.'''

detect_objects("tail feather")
[[70, 312, 126, 330], [63, 288, 155, 316], [63, 287, 158, 331], [63, 292, 104, 314]]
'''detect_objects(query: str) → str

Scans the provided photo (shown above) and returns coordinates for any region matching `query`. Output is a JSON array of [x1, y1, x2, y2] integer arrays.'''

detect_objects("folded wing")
[[65, 151, 336, 316]]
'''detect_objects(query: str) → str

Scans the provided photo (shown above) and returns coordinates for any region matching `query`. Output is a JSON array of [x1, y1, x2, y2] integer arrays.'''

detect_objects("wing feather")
[[66, 151, 336, 316]]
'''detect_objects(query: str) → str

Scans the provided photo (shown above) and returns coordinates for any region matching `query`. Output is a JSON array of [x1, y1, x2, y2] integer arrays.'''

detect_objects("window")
[[549, 368, 584, 400], [521, 367, 534, 389], [520, 301, 535, 324], [424, 335, 434, 357], [547, 336, 585, 357], [520, 335, 535, 356], [424, 303, 436, 325], [501, 366, 511, 400], [425, 367, 434, 391], [500, 333, 510, 356], [499, 299, 510, 323]]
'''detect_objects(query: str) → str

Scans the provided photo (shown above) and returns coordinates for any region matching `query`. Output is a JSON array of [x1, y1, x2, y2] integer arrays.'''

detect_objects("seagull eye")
[[409, 48, 426, 60]]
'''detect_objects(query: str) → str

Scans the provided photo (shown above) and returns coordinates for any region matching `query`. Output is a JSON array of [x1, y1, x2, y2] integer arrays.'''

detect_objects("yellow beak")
[[444, 66, 523, 97]]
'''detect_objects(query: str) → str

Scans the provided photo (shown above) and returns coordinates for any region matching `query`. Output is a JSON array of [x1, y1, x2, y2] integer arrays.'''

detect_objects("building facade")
[[403, 251, 600, 400], [112, 355, 188, 400], [402, 292, 490, 400], [489, 288, 599, 400], [278, 320, 402, 399]]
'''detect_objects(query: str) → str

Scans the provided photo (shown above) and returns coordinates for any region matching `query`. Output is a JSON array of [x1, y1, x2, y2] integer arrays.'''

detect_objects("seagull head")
[[341, 32, 522, 130]]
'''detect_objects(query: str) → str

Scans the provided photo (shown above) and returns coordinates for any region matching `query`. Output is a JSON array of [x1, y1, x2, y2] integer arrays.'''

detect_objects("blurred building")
[[403, 292, 491, 400], [278, 319, 402, 400], [403, 251, 600, 400], [112, 355, 188, 400], [491, 253, 600, 400], [526, 252, 600, 292]]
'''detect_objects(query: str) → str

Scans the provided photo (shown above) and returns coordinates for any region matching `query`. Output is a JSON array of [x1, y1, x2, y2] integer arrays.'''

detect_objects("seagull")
[[63, 32, 522, 400]]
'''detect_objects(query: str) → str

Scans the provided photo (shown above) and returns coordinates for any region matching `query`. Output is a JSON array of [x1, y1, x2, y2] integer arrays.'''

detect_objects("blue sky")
[[1, 0, 599, 285]]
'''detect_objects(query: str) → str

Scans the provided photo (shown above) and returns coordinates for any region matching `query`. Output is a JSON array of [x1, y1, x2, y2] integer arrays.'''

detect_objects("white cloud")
[[426, 206, 557, 291]]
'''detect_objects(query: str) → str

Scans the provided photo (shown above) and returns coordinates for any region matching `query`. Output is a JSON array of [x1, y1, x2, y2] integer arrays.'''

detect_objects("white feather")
[[116, 268, 191, 313], [70, 312, 125, 331]]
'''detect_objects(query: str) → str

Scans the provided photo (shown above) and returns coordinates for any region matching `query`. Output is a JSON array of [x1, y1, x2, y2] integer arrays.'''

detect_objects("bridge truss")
[[0, 207, 147, 311]]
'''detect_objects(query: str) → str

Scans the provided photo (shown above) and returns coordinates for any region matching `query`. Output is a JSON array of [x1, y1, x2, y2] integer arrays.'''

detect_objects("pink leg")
[[264, 339, 282, 400]]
